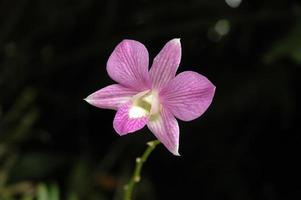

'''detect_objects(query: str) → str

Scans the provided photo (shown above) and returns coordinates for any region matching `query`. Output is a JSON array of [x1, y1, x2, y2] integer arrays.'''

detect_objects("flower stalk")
[[123, 140, 160, 200]]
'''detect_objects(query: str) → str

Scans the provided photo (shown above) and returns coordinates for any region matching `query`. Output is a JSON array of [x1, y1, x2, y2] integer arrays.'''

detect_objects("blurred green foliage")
[[264, 17, 301, 64]]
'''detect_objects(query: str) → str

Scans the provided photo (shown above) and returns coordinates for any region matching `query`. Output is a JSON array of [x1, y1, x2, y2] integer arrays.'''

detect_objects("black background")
[[0, 0, 300, 199]]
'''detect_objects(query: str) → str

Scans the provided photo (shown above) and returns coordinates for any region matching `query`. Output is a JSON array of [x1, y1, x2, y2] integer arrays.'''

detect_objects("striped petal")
[[107, 40, 151, 91], [113, 103, 149, 136], [149, 39, 181, 89], [147, 108, 180, 155], [85, 84, 137, 110], [160, 71, 215, 121]]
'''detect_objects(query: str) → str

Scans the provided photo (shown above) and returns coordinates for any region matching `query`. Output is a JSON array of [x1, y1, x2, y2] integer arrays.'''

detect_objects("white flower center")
[[129, 90, 161, 119], [129, 106, 149, 118]]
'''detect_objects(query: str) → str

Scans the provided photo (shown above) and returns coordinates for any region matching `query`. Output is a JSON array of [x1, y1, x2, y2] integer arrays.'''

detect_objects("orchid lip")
[[130, 90, 161, 119], [128, 106, 149, 119]]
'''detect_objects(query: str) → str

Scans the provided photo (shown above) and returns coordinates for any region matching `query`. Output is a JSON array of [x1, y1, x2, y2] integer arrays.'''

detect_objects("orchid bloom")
[[85, 39, 215, 155]]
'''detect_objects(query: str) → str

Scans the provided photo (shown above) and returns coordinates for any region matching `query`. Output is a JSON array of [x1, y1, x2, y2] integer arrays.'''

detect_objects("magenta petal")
[[149, 39, 182, 89], [107, 40, 150, 91], [160, 71, 216, 121], [113, 103, 148, 136], [147, 108, 180, 155], [85, 84, 137, 110]]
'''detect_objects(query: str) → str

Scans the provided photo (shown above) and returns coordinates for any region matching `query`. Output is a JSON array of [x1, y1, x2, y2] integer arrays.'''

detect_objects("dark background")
[[0, 0, 300, 199]]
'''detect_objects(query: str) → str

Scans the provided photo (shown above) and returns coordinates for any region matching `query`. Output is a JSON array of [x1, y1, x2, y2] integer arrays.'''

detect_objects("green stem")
[[123, 140, 160, 200]]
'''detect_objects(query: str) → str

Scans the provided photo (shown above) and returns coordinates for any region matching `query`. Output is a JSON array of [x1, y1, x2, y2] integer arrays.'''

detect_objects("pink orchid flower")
[[85, 39, 215, 155]]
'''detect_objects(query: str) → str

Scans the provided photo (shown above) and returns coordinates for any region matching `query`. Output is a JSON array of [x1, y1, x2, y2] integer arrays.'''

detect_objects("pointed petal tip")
[[172, 144, 180, 156], [84, 95, 94, 104], [211, 83, 217, 95], [113, 119, 147, 136], [173, 150, 181, 156], [211, 84, 216, 91], [115, 127, 141, 136], [83, 97, 91, 103], [171, 38, 181, 45], [114, 126, 128, 136], [113, 123, 127, 136], [114, 128, 127, 136], [149, 38, 182, 89], [84, 97, 96, 107]]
